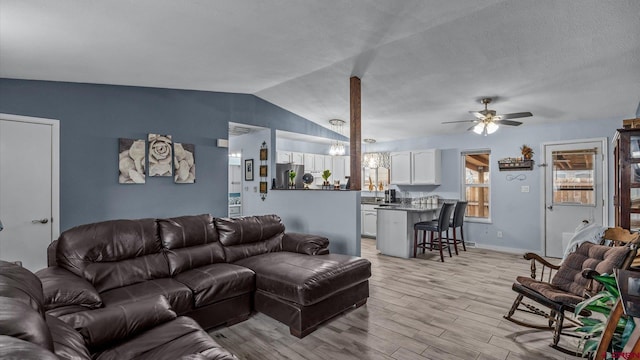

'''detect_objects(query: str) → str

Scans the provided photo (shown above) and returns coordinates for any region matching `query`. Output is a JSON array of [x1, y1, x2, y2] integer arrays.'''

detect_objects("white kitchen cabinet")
[[303, 153, 315, 172], [323, 156, 333, 176], [390, 149, 441, 185], [314, 154, 325, 172], [361, 204, 377, 237], [332, 156, 350, 185], [412, 149, 441, 185], [291, 152, 304, 165], [390, 151, 411, 184], [276, 151, 291, 164]]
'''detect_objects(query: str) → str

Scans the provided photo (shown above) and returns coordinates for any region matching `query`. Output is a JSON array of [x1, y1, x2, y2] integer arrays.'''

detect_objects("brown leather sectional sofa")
[[0, 260, 237, 359], [38, 214, 371, 340]]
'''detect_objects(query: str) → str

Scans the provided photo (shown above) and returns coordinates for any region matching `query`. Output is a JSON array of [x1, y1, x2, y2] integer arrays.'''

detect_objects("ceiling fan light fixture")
[[473, 123, 485, 135], [486, 122, 499, 134]]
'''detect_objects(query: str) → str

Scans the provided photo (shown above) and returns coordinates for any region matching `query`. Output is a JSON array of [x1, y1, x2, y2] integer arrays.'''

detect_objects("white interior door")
[[544, 140, 605, 258], [0, 116, 59, 271]]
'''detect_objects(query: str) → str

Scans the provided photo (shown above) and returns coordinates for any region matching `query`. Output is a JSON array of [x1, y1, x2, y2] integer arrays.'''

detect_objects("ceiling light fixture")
[[363, 139, 378, 168], [473, 121, 499, 136], [328, 119, 346, 155]]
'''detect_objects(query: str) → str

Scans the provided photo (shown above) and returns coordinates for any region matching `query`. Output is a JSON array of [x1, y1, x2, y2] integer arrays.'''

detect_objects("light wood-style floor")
[[209, 239, 582, 360]]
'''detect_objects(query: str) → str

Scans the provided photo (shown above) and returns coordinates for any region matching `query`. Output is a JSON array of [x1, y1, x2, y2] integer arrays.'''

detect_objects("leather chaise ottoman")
[[234, 252, 371, 337]]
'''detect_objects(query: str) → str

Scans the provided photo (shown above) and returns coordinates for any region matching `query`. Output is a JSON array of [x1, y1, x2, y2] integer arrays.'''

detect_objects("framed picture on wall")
[[259, 165, 268, 177], [260, 148, 268, 161], [244, 159, 254, 181], [260, 181, 268, 194]]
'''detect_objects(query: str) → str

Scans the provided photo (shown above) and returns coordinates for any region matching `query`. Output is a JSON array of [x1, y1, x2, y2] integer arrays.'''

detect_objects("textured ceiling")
[[1, 0, 639, 142]]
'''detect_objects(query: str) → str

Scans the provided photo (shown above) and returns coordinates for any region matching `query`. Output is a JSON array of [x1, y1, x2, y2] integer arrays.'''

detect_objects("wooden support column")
[[350, 76, 361, 190]]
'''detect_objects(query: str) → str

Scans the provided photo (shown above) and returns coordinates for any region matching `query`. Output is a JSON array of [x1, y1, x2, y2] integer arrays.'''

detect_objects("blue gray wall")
[[0, 78, 337, 231]]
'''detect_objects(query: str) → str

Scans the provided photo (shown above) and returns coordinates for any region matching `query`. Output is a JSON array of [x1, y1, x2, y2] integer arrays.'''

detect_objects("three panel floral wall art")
[[118, 134, 195, 184]]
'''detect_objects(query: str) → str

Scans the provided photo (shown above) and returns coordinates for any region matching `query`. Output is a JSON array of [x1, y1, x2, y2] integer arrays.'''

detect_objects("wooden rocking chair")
[[503, 227, 639, 355]]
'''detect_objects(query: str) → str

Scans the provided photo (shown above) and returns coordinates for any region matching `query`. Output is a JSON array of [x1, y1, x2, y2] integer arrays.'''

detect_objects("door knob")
[[547, 205, 553, 210], [31, 218, 49, 224]]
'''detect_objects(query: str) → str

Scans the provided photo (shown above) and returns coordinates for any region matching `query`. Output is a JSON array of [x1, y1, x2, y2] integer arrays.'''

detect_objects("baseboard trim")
[[472, 243, 540, 255]]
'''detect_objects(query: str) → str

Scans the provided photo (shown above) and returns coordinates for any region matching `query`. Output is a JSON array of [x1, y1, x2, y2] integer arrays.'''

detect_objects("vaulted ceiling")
[[1, 1, 639, 141]]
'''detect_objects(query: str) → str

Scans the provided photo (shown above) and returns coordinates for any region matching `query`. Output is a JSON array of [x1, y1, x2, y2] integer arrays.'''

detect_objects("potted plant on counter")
[[288, 171, 297, 189], [321, 170, 331, 187]]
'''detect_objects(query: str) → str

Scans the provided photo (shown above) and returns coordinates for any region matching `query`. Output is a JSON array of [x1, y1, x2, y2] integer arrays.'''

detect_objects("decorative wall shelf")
[[498, 159, 534, 171]]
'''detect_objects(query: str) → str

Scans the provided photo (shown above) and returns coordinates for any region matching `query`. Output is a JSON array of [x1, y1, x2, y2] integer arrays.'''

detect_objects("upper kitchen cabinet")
[[276, 151, 291, 164], [303, 153, 315, 172], [390, 150, 441, 185], [332, 156, 350, 184], [291, 152, 304, 165], [412, 149, 441, 185], [390, 152, 411, 184]]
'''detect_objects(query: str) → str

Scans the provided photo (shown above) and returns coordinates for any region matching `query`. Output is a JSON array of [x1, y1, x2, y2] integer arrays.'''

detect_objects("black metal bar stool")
[[448, 201, 468, 255], [413, 202, 455, 262]]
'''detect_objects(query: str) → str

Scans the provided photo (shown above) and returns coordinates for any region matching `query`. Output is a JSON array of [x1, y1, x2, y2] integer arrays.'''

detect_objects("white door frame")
[[539, 137, 608, 256], [0, 113, 60, 241]]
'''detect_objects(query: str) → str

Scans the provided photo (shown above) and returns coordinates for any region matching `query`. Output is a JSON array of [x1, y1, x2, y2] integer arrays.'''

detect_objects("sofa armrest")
[[282, 233, 330, 255], [35, 266, 102, 310], [47, 240, 58, 267], [68, 295, 176, 351]]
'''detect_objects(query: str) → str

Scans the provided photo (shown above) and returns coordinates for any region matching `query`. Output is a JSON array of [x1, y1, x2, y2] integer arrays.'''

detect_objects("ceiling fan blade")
[[442, 119, 478, 124], [467, 124, 480, 132], [468, 111, 485, 119], [495, 112, 532, 120], [494, 120, 522, 126]]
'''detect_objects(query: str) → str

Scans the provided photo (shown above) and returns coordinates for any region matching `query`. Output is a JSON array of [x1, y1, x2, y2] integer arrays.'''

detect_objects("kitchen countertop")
[[375, 204, 440, 212]]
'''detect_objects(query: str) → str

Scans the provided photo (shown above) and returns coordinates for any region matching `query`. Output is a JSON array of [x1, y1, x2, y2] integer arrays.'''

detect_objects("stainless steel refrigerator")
[[275, 164, 304, 189]]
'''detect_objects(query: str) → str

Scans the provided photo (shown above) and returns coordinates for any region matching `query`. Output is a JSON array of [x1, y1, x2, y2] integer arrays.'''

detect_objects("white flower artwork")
[[174, 143, 195, 184], [148, 133, 173, 177], [118, 138, 146, 184]]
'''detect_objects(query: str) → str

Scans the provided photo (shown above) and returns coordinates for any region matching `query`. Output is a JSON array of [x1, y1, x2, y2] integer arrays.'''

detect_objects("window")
[[462, 150, 491, 220], [552, 149, 596, 206]]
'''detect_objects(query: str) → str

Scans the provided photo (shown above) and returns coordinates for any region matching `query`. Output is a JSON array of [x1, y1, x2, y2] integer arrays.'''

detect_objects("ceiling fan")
[[442, 98, 533, 136]]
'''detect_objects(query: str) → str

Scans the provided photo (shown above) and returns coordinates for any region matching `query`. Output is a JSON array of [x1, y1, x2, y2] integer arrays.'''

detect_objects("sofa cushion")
[[100, 278, 193, 315], [158, 214, 226, 275], [0, 335, 59, 360], [66, 296, 177, 352], [46, 304, 89, 323], [552, 242, 629, 296], [55, 218, 170, 292], [0, 260, 45, 314], [234, 252, 371, 306], [215, 215, 285, 262], [94, 316, 237, 360], [46, 314, 91, 360], [36, 266, 102, 310], [175, 263, 255, 307], [0, 296, 53, 351]]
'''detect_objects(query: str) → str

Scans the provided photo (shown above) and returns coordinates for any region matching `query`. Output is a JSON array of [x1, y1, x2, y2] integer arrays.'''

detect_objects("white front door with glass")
[[543, 140, 606, 258]]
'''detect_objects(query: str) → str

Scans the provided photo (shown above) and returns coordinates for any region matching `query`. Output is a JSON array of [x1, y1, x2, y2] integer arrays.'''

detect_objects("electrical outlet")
[[497, 231, 503, 238], [521, 186, 530, 193]]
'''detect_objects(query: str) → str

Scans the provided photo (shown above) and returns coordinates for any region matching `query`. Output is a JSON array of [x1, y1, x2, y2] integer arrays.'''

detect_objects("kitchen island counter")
[[376, 204, 440, 258]]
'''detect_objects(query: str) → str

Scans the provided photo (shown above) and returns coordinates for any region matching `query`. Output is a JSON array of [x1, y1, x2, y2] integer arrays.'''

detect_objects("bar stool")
[[413, 202, 455, 262], [448, 201, 468, 255]]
